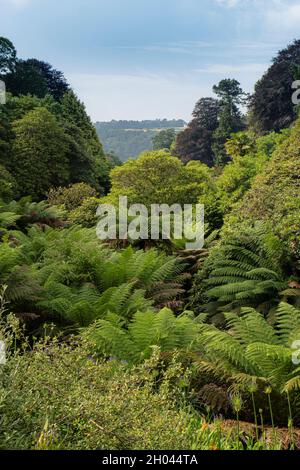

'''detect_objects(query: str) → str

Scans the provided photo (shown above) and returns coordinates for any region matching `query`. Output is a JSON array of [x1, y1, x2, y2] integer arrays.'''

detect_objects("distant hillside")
[[95, 119, 186, 161]]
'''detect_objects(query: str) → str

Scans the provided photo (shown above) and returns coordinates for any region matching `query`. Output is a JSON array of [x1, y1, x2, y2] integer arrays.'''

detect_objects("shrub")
[[47, 183, 97, 212], [68, 196, 101, 227], [0, 303, 296, 450], [0, 331, 197, 450], [0, 165, 15, 201], [229, 118, 300, 260]]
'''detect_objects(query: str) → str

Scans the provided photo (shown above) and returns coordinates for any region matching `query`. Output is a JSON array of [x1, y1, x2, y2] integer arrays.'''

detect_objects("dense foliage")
[[0, 36, 300, 451], [229, 119, 300, 260], [249, 39, 300, 133], [104, 150, 213, 207], [0, 40, 113, 200], [174, 80, 247, 166]]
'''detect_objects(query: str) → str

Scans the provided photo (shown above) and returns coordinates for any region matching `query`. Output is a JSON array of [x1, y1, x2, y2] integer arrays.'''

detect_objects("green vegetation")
[[249, 39, 300, 133], [152, 128, 176, 150], [95, 120, 185, 161], [190, 224, 287, 320], [174, 79, 247, 167], [0, 40, 117, 200], [104, 150, 213, 207], [230, 120, 300, 259], [2, 323, 287, 451], [0, 36, 300, 451], [86, 308, 200, 365]]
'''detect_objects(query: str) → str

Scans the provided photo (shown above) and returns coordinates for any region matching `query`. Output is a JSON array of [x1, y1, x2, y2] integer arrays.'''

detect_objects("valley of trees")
[[0, 36, 300, 451], [95, 119, 185, 161]]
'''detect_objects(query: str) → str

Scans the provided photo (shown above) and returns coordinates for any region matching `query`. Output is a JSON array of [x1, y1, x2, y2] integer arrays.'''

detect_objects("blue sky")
[[1, 0, 300, 121]]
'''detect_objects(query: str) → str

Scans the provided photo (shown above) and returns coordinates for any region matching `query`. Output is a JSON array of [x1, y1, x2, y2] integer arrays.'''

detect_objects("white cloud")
[[215, 0, 242, 7], [215, 0, 300, 39], [117, 41, 214, 55], [0, 0, 30, 8], [195, 63, 268, 74], [266, 2, 300, 31]]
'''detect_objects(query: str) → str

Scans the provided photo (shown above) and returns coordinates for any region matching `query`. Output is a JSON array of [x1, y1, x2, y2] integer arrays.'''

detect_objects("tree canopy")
[[250, 39, 300, 132], [104, 150, 213, 207], [174, 81, 246, 166], [152, 128, 176, 150], [5, 59, 70, 100], [0, 37, 111, 198], [10, 107, 70, 199], [0, 37, 16, 74], [174, 98, 219, 167]]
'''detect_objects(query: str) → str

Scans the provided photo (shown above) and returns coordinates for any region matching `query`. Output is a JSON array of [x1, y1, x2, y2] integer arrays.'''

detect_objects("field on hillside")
[[95, 121, 186, 161]]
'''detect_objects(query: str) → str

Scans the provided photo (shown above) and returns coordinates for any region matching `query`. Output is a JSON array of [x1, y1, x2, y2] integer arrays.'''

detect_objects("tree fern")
[[191, 224, 287, 318], [275, 302, 300, 345], [85, 308, 200, 364], [2, 225, 186, 324], [2, 198, 65, 231], [194, 303, 300, 423]]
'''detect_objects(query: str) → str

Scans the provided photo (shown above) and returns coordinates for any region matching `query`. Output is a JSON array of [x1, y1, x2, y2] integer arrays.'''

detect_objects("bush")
[[0, 165, 15, 201], [216, 131, 289, 214], [0, 307, 295, 450], [229, 118, 300, 260], [68, 196, 101, 227], [103, 150, 214, 207], [47, 183, 97, 212], [0, 308, 204, 451]]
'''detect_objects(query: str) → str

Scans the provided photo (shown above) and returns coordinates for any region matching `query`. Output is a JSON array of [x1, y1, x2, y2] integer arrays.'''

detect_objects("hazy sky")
[[1, 0, 300, 121]]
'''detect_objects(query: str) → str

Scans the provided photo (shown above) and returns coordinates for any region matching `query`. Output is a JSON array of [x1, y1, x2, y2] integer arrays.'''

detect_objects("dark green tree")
[[3, 92, 111, 195], [212, 79, 247, 165], [0, 104, 15, 201], [152, 128, 176, 150], [61, 91, 103, 157], [213, 79, 248, 106], [0, 105, 13, 167], [5, 59, 69, 101], [4, 93, 60, 122], [250, 39, 300, 132], [0, 37, 16, 74], [61, 91, 110, 192], [0, 164, 14, 201], [5, 60, 48, 98], [174, 98, 219, 166], [9, 108, 70, 199], [192, 97, 219, 130], [62, 121, 101, 188], [25, 59, 69, 100]]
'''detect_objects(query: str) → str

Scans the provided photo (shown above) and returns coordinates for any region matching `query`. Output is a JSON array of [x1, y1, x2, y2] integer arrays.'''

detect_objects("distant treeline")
[[95, 119, 186, 161], [95, 119, 186, 130]]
